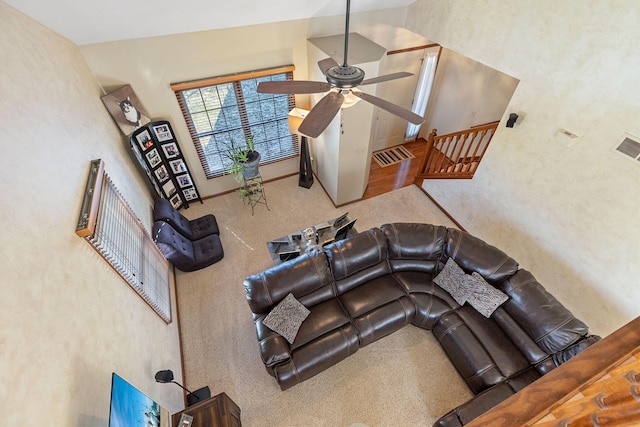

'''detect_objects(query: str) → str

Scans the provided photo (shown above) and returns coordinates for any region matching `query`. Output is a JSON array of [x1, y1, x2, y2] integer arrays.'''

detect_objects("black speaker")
[[506, 113, 519, 128]]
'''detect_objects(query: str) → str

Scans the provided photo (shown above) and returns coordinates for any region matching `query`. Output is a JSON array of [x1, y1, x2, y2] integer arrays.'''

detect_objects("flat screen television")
[[109, 372, 169, 427]]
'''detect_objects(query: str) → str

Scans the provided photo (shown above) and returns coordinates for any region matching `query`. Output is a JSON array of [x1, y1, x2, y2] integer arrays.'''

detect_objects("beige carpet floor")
[[174, 176, 473, 426]]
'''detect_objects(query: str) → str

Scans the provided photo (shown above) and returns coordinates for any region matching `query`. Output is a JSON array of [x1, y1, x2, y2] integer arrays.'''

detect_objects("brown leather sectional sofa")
[[243, 223, 600, 426]]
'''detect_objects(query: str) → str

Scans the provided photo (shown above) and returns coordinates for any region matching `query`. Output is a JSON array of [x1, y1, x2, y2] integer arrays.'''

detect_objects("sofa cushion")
[[291, 298, 351, 351], [352, 296, 416, 346], [465, 272, 509, 318], [433, 258, 469, 306], [273, 324, 360, 391], [339, 274, 407, 318], [153, 197, 219, 240], [444, 229, 519, 282], [325, 228, 391, 294], [392, 271, 458, 330], [262, 293, 310, 344], [153, 221, 223, 272], [434, 307, 530, 394], [491, 307, 550, 366], [381, 223, 447, 273], [500, 269, 589, 354]]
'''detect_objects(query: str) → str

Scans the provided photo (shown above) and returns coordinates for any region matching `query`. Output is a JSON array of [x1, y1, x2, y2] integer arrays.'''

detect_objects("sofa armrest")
[[255, 318, 291, 368], [433, 368, 540, 426], [552, 334, 601, 366], [434, 381, 517, 427]]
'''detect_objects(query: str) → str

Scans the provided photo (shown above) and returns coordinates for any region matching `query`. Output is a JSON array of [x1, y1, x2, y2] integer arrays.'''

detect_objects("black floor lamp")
[[299, 136, 314, 188], [288, 108, 314, 189]]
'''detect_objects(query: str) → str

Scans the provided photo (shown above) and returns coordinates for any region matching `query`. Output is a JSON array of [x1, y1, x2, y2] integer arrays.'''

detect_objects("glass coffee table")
[[266, 213, 357, 265]]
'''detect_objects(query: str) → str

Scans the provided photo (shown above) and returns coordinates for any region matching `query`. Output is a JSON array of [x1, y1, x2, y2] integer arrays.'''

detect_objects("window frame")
[[76, 159, 172, 324], [171, 65, 298, 179]]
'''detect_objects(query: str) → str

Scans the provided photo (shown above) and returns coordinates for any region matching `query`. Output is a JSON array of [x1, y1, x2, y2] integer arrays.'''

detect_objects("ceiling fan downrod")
[[325, 0, 365, 89], [343, 0, 351, 67]]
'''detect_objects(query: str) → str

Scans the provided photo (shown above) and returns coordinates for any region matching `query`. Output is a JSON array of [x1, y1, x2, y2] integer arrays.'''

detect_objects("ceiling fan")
[[257, 0, 425, 138]]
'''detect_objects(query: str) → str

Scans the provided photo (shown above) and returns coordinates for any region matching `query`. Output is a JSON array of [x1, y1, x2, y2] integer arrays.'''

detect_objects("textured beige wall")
[[407, 0, 640, 336], [0, 3, 183, 425], [424, 47, 519, 135]]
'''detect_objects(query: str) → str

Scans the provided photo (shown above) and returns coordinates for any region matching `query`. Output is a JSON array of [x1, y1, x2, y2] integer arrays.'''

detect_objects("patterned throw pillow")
[[465, 272, 509, 318], [433, 258, 470, 306], [262, 293, 311, 344]]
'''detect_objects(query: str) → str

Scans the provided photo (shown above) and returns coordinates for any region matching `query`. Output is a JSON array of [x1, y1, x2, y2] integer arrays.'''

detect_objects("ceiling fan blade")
[[257, 81, 332, 95], [353, 91, 425, 125], [318, 57, 339, 75], [360, 71, 413, 86], [298, 91, 344, 138]]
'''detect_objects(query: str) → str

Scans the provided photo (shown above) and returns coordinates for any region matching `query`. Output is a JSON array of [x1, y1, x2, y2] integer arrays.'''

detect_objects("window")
[[171, 65, 298, 179], [76, 159, 172, 323]]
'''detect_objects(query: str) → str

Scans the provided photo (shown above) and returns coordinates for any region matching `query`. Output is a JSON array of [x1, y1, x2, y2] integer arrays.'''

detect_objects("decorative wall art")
[[146, 149, 161, 168], [169, 159, 186, 174], [161, 142, 179, 159], [101, 85, 151, 136], [176, 174, 192, 188], [154, 165, 169, 182], [153, 123, 173, 142], [135, 129, 153, 151], [129, 120, 201, 209]]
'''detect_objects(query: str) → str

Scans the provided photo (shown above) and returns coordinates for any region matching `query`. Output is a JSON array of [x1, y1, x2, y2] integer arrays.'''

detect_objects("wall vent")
[[614, 133, 640, 161]]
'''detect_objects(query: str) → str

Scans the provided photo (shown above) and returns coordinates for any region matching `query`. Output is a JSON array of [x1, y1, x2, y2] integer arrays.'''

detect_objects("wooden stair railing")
[[415, 121, 499, 180]]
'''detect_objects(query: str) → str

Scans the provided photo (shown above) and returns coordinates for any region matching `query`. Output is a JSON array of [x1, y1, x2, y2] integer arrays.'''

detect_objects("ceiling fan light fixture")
[[340, 89, 361, 108]]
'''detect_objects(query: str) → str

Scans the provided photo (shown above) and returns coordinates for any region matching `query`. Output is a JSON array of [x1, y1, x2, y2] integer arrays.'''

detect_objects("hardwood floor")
[[362, 139, 427, 200]]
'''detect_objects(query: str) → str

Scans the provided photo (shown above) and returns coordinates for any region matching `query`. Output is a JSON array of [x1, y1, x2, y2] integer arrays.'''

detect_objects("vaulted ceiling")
[[5, 0, 416, 45]]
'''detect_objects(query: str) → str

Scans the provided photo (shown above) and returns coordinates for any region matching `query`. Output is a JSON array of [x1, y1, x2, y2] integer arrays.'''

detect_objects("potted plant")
[[223, 135, 261, 182]]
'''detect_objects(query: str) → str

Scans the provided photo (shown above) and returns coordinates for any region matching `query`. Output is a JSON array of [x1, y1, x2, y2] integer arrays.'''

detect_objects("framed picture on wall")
[[162, 180, 176, 197], [146, 148, 161, 168], [169, 159, 186, 174], [135, 129, 153, 151], [154, 164, 169, 182], [183, 188, 198, 201], [153, 124, 173, 142], [178, 414, 193, 427], [101, 85, 151, 136], [170, 193, 182, 209], [176, 174, 192, 188], [161, 142, 179, 159]]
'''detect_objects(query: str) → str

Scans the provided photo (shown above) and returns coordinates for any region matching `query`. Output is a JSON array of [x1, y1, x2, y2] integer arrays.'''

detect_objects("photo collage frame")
[[129, 120, 201, 210]]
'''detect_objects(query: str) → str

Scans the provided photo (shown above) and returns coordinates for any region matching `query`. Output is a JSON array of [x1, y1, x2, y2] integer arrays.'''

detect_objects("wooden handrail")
[[415, 121, 498, 180]]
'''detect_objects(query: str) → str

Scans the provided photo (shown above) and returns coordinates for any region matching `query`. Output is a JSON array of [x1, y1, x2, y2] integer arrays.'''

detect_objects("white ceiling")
[[5, 0, 416, 45]]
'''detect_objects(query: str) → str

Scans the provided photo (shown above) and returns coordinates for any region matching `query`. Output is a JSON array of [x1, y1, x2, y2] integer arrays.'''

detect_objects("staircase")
[[415, 121, 499, 180]]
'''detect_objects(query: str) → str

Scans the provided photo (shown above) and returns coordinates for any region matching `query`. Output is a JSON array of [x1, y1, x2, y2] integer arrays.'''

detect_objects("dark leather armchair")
[[153, 198, 219, 240], [152, 221, 223, 272]]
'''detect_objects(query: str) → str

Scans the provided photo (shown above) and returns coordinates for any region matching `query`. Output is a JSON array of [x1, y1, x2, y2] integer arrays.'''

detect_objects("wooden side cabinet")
[[171, 393, 241, 427]]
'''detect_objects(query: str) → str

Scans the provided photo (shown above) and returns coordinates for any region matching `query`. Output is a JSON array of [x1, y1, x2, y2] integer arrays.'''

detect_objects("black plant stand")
[[242, 173, 269, 216], [299, 136, 314, 188]]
